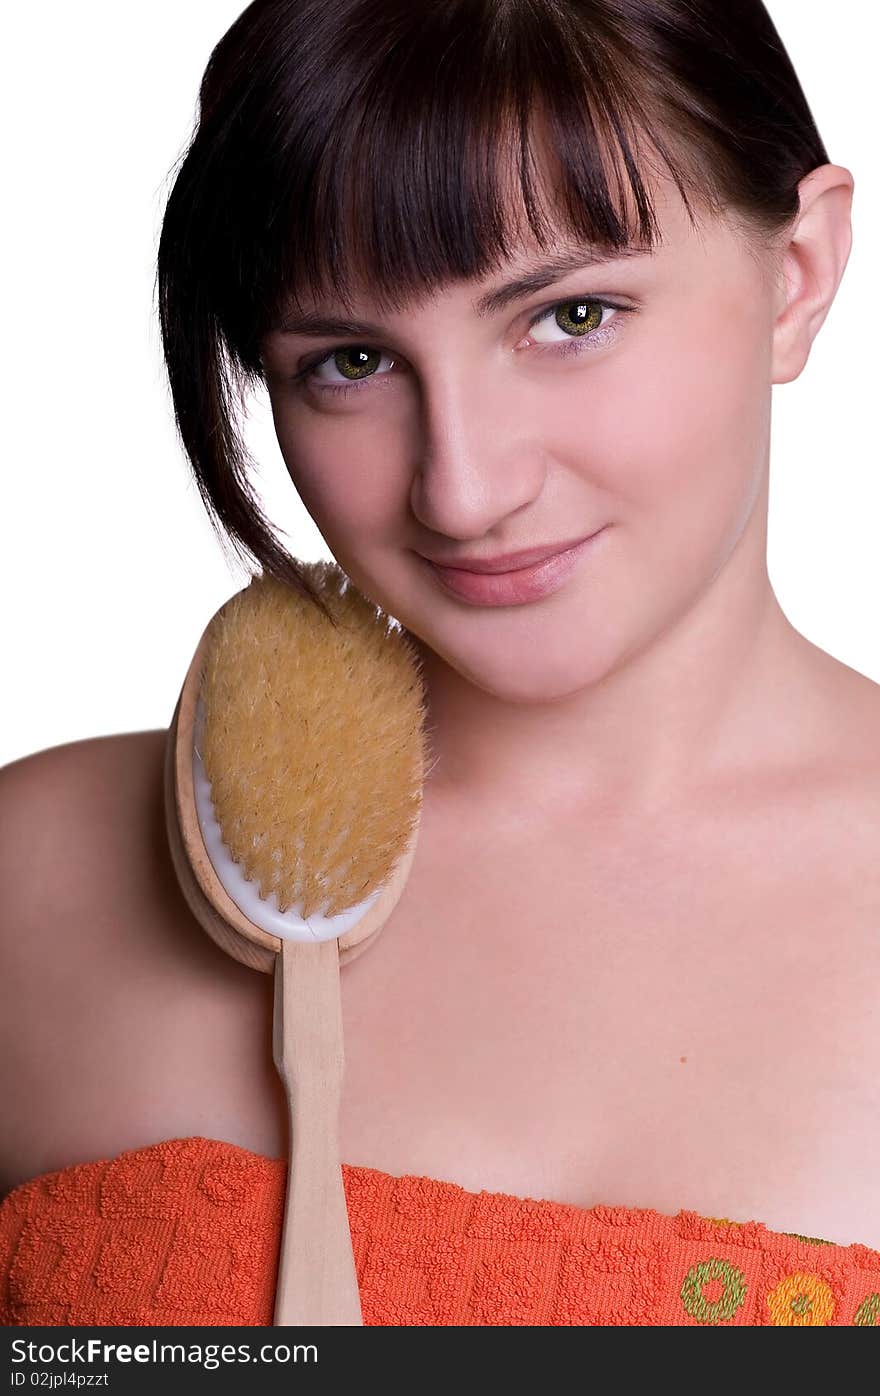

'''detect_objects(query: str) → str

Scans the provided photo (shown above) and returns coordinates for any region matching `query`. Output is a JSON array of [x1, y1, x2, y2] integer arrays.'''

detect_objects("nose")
[[409, 363, 547, 540]]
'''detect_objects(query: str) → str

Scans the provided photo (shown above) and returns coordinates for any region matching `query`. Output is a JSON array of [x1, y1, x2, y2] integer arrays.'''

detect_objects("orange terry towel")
[[1, 1136, 878, 1326]]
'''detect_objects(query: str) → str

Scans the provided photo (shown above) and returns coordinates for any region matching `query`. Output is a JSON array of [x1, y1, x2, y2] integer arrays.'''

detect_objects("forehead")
[[273, 171, 711, 331]]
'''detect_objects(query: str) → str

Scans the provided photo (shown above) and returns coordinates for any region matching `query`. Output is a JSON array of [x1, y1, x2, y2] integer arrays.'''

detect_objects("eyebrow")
[[273, 246, 650, 337]]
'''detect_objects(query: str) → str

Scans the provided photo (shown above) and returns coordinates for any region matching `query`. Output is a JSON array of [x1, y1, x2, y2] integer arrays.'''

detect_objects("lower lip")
[[421, 528, 607, 606]]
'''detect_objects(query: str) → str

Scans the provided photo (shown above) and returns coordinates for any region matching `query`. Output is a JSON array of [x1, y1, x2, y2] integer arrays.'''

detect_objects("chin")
[[414, 627, 618, 705], [347, 563, 623, 701], [470, 670, 599, 705]]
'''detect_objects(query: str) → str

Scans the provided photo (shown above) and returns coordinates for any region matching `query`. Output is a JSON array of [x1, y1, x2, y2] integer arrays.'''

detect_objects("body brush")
[[164, 561, 429, 1325]]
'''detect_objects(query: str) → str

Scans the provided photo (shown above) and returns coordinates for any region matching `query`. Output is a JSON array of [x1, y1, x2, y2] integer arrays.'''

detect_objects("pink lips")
[[420, 528, 607, 606], [423, 535, 595, 573]]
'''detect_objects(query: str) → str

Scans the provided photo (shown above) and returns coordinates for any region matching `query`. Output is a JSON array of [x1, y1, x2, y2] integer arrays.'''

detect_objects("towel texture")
[[2, 1136, 878, 1326]]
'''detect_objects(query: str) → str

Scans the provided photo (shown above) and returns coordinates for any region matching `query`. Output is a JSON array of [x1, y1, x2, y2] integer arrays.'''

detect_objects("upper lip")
[[419, 530, 602, 574]]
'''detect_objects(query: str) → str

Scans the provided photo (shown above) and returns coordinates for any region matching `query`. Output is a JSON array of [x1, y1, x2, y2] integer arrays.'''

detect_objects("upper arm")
[[0, 731, 196, 1190], [0, 739, 98, 1041]]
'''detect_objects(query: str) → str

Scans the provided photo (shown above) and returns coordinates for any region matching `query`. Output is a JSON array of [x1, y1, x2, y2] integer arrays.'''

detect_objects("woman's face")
[[260, 174, 782, 703]]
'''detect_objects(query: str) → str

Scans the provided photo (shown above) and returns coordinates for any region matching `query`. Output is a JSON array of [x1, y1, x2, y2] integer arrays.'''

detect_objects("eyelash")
[[290, 296, 634, 398]]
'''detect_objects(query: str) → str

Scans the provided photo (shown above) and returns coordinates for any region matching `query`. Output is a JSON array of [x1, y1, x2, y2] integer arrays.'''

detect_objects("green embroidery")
[[854, 1293, 880, 1327], [781, 1231, 834, 1247], [790, 1293, 812, 1316], [680, 1258, 747, 1324]]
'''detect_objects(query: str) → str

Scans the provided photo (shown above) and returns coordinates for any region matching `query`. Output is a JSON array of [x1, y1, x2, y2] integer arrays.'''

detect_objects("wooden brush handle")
[[272, 937, 363, 1326]]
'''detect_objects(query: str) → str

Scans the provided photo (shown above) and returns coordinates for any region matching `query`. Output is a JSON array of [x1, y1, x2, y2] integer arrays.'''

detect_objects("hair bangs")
[[257, 3, 695, 339]]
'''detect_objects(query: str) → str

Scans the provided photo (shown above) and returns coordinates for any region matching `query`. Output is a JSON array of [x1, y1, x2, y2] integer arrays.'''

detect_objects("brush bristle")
[[199, 563, 429, 919]]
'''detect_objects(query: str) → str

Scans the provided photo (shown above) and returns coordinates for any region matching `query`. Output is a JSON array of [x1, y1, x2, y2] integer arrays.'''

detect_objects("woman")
[[1, 0, 877, 1327]]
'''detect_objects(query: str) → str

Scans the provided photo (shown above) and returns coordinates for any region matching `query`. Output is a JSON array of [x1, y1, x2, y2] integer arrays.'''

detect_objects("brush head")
[[196, 562, 429, 925]]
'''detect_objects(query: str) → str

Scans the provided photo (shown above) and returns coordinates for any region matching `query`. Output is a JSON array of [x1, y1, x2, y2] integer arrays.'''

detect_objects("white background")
[[2, 1, 876, 768]]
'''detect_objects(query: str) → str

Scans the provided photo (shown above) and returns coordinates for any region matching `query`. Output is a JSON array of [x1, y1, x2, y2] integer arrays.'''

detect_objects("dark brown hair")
[[156, 0, 829, 614]]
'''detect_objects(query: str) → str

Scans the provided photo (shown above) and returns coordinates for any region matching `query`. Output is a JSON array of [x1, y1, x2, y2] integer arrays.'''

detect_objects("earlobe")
[[771, 163, 854, 386]]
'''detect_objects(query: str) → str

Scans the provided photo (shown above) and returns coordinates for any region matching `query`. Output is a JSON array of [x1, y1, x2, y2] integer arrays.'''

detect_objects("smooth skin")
[[3, 159, 879, 1250]]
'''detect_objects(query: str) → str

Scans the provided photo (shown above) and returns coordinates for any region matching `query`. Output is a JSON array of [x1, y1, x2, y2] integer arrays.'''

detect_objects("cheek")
[[589, 292, 772, 554], [271, 406, 405, 542]]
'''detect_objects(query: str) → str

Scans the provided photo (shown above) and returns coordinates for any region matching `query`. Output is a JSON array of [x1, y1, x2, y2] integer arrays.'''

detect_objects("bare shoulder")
[[0, 733, 152, 956], [0, 731, 254, 1197], [812, 653, 880, 846], [785, 648, 880, 908], [0, 730, 207, 976]]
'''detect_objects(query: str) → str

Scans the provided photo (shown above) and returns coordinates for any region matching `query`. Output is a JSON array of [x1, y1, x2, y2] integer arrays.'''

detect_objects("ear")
[[771, 164, 854, 386]]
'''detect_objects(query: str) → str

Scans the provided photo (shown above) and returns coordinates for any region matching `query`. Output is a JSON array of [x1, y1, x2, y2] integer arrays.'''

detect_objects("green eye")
[[330, 347, 383, 380], [293, 293, 632, 396], [528, 295, 627, 346], [553, 300, 605, 335]]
